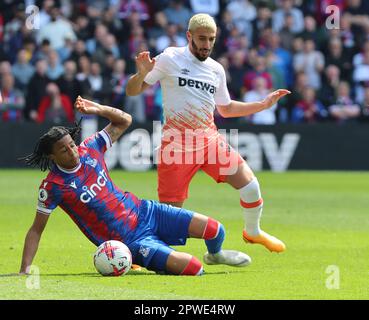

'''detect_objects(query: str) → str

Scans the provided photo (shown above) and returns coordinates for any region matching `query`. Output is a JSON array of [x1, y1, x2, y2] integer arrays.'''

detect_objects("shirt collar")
[[185, 45, 201, 63], [56, 162, 81, 174]]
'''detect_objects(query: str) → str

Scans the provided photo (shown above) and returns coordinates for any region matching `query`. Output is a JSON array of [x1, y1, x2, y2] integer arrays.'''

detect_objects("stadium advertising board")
[[3, 121, 366, 171]]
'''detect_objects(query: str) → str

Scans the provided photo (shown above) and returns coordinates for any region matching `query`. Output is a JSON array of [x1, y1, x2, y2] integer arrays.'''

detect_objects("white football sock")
[[239, 178, 263, 236]]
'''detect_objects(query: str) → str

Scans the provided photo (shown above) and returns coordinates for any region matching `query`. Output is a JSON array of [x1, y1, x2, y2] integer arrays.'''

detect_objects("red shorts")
[[157, 134, 244, 202]]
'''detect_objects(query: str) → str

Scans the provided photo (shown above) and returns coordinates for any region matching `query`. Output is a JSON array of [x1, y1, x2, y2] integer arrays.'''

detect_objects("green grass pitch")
[[0, 169, 369, 300]]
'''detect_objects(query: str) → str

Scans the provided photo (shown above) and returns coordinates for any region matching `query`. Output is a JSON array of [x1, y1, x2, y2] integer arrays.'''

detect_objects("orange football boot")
[[243, 230, 286, 253]]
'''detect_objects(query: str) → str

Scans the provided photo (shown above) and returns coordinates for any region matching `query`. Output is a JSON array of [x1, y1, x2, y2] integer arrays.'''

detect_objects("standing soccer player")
[[19, 96, 250, 276], [126, 13, 290, 253]]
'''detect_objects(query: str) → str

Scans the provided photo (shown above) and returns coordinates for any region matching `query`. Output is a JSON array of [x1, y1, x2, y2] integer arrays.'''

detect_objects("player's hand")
[[135, 51, 155, 76], [74, 96, 101, 115], [263, 89, 291, 109]]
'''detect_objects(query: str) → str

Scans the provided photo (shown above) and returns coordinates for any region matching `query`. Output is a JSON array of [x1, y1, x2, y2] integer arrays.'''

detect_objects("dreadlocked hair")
[[19, 119, 82, 171]]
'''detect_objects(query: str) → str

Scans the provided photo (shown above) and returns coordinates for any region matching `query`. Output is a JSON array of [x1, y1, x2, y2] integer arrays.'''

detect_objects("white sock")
[[239, 178, 263, 236]]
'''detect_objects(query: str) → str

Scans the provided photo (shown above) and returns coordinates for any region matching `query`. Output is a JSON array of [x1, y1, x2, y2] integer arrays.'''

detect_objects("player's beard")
[[191, 39, 212, 61]]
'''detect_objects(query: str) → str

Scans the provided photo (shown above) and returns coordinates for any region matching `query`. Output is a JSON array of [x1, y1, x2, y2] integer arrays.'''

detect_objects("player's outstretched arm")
[[126, 51, 155, 96], [19, 212, 49, 274], [217, 89, 291, 118], [75, 96, 132, 144]]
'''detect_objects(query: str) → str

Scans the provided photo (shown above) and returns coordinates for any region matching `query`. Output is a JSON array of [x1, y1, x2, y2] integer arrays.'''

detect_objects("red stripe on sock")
[[240, 198, 263, 208], [203, 218, 219, 240], [181, 256, 203, 276]]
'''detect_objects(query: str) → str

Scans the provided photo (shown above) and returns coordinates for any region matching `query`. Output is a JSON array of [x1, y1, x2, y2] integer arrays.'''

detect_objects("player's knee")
[[180, 256, 204, 276], [202, 217, 224, 240]]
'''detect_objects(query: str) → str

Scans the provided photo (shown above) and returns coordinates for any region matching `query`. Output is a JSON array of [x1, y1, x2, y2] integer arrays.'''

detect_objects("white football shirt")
[[144, 46, 231, 135]]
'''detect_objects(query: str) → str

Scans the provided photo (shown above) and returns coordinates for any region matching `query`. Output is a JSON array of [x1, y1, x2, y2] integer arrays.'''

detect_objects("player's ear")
[[186, 30, 192, 42]]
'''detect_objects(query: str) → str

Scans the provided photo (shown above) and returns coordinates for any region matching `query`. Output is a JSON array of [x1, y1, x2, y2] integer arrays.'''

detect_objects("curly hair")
[[19, 119, 82, 171]]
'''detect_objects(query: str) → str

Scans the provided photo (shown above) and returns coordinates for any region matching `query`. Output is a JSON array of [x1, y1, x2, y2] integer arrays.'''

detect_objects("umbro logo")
[[180, 68, 190, 75]]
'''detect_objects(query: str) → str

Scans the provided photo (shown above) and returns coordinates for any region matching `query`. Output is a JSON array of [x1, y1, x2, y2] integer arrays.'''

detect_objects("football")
[[93, 240, 132, 276]]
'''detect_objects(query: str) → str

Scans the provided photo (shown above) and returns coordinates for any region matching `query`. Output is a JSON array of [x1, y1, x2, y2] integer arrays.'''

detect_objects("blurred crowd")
[[1, 0, 369, 125]]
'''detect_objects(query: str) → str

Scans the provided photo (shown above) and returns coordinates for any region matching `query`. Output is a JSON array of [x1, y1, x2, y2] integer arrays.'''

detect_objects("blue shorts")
[[127, 200, 194, 272]]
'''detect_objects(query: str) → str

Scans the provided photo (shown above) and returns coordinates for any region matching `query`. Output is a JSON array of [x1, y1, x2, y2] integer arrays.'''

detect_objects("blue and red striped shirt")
[[37, 129, 142, 246]]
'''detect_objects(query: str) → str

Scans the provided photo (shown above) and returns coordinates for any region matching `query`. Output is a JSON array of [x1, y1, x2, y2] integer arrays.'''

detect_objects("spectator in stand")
[[57, 60, 85, 105], [228, 50, 249, 100], [101, 6, 123, 40], [265, 32, 293, 87], [293, 38, 325, 90], [297, 15, 326, 51], [36, 82, 74, 124], [37, 0, 54, 29], [126, 25, 147, 62], [279, 13, 295, 52], [86, 0, 113, 20], [325, 37, 352, 83], [353, 40, 369, 67], [224, 25, 247, 57], [319, 64, 341, 109], [243, 55, 273, 91], [265, 51, 286, 91], [85, 24, 109, 58], [155, 23, 187, 53], [163, 0, 193, 36], [76, 55, 91, 83], [11, 49, 35, 91], [33, 39, 52, 62], [251, 1, 272, 47], [328, 81, 360, 123], [86, 62, 111, 104], [243, 76, 277, 125], [189, 0, 219, 16], [0, 72, 25, 122], [37, 6, 76, 51], [340, 13, 356, 53], [22, 38, 38, 65], [73, 15, 92, 42], [57, 35, 75, 63], [110, 59, 129, 107], [216, 10, 234, 55], [96, 33, 120, 64], [6, 23, 34, 64], [286, 71, 308, 120], [345, 0, 369, 40], [3, 3, 25, 49], [360, 87, 369, 121], [272, 0, 304, 34], [24, 59, 50, 121], [118, 0, 150, 21], [0, 61, 12, 77], [226, 0, 256, 42], [352, 47, 369, 104], [46, 49, 64, 81], [292, 86, 328, 123], [70, 40, 91, 65], [148, 11, 169, 51]]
